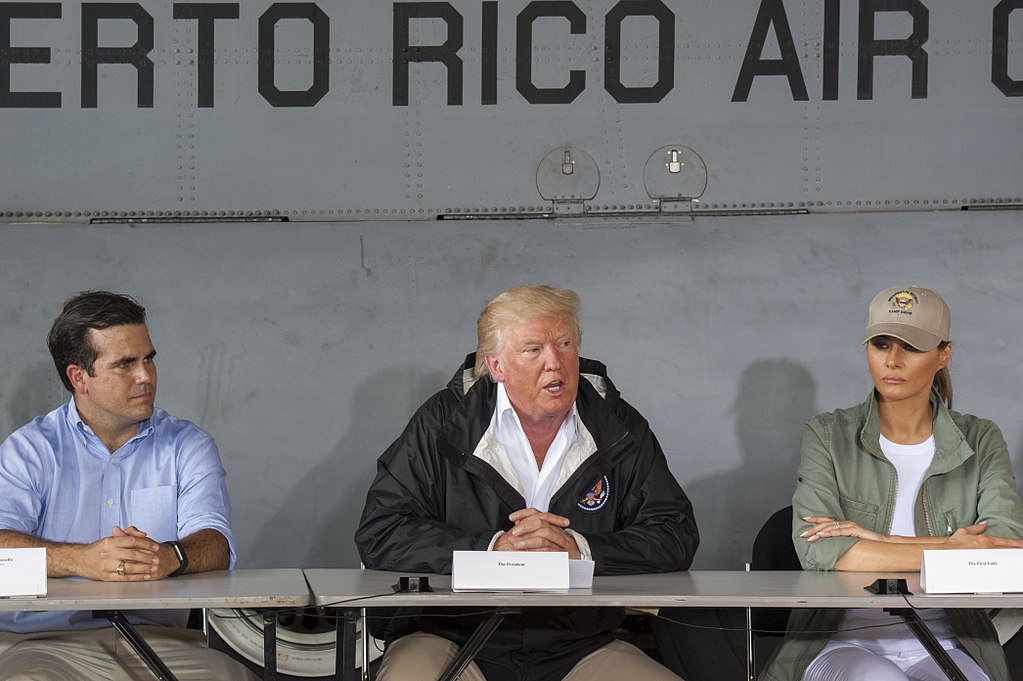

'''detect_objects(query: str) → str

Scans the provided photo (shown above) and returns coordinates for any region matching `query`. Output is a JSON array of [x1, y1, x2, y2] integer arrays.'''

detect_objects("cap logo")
[[888, 290, 919, 315], [577, 475, 610, 513]]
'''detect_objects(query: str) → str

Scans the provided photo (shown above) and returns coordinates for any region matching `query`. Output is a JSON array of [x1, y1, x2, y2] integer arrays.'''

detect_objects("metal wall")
[[1, 0, 1020, 220], [2, 211, 1023, 570]]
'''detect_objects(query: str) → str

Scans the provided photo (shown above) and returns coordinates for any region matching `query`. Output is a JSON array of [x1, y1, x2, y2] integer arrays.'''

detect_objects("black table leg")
[[101, 610, 181, 681], [887, 608, 969, 681], [334, 608, 360, 681], [331, 608, 509, 681], [262, 611, 278, 681], [436, 611, 509, 681]]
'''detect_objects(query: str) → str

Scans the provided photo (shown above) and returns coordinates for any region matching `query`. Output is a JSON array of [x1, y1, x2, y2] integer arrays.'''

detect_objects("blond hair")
[[474, 285, 581, 379]]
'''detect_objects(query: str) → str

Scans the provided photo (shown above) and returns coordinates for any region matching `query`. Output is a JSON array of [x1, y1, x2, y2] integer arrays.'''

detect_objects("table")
[[0, 569, 311, 681], [305, 569, 1023, 681]]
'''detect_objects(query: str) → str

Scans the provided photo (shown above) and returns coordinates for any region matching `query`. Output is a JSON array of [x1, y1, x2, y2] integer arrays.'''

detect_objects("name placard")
[[921, 549, 1023, 594], [452, 551, 569, 592], [0, 548, 47, 598]]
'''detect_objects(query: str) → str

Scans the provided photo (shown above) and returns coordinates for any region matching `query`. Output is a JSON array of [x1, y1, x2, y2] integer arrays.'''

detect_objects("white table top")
[[0, 569, 310, 611], [304, 568, 1023, 609], [6, 568, 1018, 614]]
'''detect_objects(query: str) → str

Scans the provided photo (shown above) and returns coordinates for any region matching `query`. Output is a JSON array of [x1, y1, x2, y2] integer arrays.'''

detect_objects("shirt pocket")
[[839, 495, 880, 531], [129, 486, 178, 542]]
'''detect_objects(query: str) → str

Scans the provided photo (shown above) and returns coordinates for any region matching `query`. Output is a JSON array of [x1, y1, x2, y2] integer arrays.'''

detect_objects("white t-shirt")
[[831, 434, 958, 653], [883, 433, 935, 537]]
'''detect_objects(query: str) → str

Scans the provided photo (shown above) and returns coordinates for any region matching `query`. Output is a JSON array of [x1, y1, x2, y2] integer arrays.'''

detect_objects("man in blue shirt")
[[0, 291, 254, 680]]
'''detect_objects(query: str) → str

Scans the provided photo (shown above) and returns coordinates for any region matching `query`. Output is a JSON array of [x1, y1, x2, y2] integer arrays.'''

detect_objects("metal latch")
[[562, 151, 575, 175], [667, 150, 683, 174]]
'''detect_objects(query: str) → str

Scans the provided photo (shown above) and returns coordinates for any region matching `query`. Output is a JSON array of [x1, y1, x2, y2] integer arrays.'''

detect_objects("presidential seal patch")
[[888, 290, 918, 313], [578, 475, 610, 512]]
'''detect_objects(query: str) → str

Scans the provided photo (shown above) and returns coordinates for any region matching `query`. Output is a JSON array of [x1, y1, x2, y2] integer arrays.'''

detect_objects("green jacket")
[[760, 391, 1023, 681]]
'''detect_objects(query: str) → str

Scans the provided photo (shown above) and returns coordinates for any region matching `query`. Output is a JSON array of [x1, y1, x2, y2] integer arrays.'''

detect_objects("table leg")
[[334, 608, 360, 681], [887, 608, 969, 681], [101, 610, 181, 681], [436, 611, 509, 681], [262, 611, 278, 681], [361, 607, 372, 681], [745, 606, 755, 681]]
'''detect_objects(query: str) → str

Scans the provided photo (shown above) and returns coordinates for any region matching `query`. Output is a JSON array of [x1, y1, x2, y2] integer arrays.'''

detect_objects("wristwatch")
[[165, 541, 189, 578]]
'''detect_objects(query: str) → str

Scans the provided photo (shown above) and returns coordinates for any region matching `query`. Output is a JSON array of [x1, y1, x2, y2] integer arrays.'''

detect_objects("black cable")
[[642, 603, 979, 636]]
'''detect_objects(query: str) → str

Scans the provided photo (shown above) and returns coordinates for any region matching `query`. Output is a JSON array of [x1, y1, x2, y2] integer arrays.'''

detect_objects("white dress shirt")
[[477, 382, 594, 559]]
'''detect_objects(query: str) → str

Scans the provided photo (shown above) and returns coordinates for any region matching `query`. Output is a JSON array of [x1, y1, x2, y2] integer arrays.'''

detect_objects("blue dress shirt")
[[0, 398, 236, 633]]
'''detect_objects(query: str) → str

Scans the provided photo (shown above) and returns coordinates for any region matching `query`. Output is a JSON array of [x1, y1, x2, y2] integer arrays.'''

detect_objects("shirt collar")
[[65, 396, 155, 451], [495, 381, 514, 426], [495, 382, 579, 438]]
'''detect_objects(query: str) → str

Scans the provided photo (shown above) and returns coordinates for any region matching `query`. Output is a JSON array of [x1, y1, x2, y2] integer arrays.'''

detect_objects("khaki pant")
[[0, 626, 259, 681], [376, 632, 684, 681]]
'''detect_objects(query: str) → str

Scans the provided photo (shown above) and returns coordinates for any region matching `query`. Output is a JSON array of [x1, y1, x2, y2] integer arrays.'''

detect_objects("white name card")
[[452, 551, 570, 592], [0, 548, 47, 598], [921, 549, 1023, 594], [569, 558, 595, 589]]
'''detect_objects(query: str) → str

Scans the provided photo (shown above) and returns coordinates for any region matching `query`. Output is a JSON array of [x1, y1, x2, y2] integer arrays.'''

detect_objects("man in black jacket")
[[356, 285, 698, 681]]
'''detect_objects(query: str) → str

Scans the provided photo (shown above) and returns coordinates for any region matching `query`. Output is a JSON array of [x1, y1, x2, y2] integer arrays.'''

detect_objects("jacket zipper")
[[922, 480, 933, 536], [885, 458, 898, 535]]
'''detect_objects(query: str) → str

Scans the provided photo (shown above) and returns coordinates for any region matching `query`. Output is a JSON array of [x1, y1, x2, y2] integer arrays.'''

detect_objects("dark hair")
[[47, 291, 147, 392], [933, 341, 953, 409]]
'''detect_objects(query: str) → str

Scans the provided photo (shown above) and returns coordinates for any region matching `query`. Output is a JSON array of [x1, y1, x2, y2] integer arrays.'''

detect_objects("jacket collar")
[[441, 353, 628, 458], [859, 389, 973, 473]]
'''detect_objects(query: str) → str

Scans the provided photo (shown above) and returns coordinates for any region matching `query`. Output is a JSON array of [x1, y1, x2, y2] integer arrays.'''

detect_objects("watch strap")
[[165, 541, 188, 578]]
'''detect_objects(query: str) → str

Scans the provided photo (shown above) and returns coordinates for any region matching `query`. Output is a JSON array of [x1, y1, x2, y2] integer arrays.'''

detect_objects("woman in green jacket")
[[761, 286, 1023, 681]]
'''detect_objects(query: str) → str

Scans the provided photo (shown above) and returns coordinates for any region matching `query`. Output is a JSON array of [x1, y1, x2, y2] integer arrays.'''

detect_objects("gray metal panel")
[[1, 0, 1020, 220], [3, 210, 1023, 570]]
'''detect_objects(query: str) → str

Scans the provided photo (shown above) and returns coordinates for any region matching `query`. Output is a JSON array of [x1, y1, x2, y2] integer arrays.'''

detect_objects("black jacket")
[[355, 355, 698, 679]]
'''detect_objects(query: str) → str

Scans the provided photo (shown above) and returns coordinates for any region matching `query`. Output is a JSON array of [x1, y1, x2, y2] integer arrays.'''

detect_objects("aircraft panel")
[[0, 0, 1020, 220]]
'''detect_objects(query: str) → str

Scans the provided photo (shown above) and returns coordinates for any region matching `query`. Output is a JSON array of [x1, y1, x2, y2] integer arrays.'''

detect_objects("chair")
[[1003, 616, 1023, 681], [747, 505, 800, 678], [751, 505, 801, 572], [651, 605, 747, 681]]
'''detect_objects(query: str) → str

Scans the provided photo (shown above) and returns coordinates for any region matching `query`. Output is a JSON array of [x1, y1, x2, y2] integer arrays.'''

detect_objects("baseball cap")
[[861, 286, 950, 352]]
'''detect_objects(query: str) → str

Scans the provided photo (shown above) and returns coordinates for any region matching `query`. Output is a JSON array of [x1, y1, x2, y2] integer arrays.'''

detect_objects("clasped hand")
[[80, 525, 163, 581], [493, 508, 582, 559]]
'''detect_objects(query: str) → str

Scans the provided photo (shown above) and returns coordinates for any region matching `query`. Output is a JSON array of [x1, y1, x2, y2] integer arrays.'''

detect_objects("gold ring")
[[117, 561, 126, 576]]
